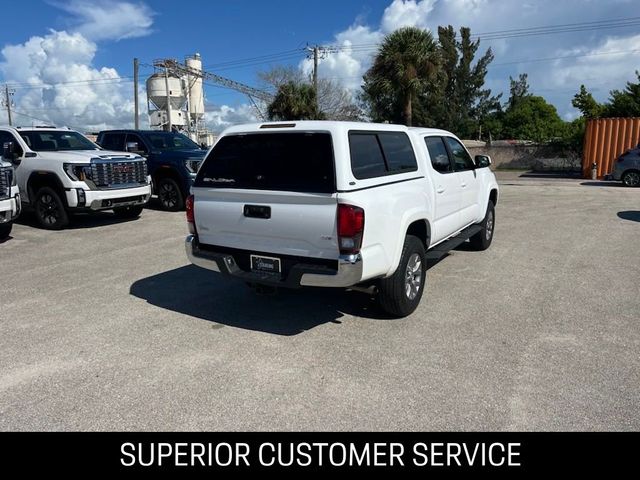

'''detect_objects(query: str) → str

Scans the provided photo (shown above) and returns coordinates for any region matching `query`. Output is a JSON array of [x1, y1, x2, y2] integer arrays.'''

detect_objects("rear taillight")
[[337, 204, 364, 254], [186, 194, 196, 234]]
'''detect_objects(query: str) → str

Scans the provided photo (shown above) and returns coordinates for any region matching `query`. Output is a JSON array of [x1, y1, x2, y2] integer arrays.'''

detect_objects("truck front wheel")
[[469, 201, 495, 251], [157, 177, 184, 211], [377, 235, 426, 317], [0, 222, 11, 240], [34, 187, 69, 230]]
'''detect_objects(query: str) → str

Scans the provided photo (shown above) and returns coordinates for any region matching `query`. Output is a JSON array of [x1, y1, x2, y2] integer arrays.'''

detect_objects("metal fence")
[[582, 118, 640, 178]]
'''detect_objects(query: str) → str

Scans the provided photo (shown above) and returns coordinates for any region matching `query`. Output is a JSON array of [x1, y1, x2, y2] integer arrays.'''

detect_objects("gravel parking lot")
[[1, 175, 638, 431]]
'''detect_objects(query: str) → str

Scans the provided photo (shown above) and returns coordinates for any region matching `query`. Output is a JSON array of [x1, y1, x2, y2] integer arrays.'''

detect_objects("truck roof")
[[1, 126, 75, 132], [220, 120, 454, 138], [97, 129, 178, 134]]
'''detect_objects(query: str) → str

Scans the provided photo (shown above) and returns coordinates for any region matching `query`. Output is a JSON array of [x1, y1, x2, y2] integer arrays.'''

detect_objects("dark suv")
[[612, 147, 640, 187], [96, 130, 207, 210]]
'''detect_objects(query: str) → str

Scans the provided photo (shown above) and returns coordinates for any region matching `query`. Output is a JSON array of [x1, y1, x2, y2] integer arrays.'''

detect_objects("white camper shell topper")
[[185, 121, 499, 317]]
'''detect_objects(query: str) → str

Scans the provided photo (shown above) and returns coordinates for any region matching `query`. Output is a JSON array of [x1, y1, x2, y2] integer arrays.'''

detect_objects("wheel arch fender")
[[387, 210, 432, 277], [152, 167, 186, 195], [27, 171, 68, 206]]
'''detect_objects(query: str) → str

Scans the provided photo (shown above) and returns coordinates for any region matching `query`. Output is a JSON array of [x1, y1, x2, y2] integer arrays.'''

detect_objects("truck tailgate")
[[194, 188, 339, 259]]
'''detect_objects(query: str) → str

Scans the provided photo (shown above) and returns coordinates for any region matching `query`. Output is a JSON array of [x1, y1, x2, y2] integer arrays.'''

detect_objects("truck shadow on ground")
[[617, 211, 640, 223], [129, 252, 452, 336], [15, 210, 141, 230], [129, 265, 391, 335]]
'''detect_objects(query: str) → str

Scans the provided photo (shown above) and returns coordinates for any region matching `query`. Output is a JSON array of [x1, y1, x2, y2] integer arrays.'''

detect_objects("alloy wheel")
[[405, 253, 423, 300]]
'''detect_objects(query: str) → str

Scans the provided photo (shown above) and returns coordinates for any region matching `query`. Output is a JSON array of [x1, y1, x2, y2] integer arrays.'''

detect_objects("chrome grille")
[[90, 159, 148, 189], [0, 167, 11, 200]]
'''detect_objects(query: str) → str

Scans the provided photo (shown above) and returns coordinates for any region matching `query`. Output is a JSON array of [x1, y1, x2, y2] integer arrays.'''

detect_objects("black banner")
[[0, 432, 636, 475]]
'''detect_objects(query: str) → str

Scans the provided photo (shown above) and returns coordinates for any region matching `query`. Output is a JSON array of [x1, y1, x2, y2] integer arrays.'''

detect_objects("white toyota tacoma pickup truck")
[[185, 121, 499, 316], [0, 157, 20, 240], [0, 126, 151, 230]]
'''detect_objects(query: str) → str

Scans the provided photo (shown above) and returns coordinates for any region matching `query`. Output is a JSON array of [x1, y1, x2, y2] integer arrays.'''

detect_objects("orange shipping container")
[[582, 118, 640, 178]]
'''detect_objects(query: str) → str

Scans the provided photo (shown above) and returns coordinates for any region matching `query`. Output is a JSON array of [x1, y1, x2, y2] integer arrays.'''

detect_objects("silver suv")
[[612, 148, 640, 187]]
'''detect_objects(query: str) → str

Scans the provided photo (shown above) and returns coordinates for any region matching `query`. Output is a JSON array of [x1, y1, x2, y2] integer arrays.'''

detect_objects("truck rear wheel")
[[34, 187, 69, 230], [469, 201, 495, 251], [0, 222, 11, 240], [377, 235, 426, 317], [157, 177, 184, 211]]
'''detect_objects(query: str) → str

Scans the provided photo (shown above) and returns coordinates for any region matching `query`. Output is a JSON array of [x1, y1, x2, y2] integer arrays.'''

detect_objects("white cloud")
[[544, 34, 640, 98], [301, 24, 384, 91], [0, 1, 156, 130], [381, 0, 436, 33], [0, 30, 141, 131], [304, 0, 640, 119], [50, 0, 155, 41], [204, 104, 259, 133]]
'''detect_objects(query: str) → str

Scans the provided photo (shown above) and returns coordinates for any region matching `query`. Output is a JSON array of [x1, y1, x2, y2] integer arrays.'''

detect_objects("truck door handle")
[[460, 182, 467, 188], [244, 205, 271, 219], [436, 187, 445, 194]]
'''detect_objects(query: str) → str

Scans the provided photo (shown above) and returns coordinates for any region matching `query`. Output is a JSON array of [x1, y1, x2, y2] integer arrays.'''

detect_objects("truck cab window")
[[425, 136, 452, 173]]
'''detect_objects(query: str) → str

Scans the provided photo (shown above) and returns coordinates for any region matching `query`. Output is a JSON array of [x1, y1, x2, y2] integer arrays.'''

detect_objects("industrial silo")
[[146, 70, 187, 130]]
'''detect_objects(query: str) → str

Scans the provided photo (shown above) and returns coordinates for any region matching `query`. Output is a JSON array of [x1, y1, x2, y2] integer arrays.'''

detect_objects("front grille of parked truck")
[[0, 167, 12, 199], [90, 159, 148, 189]]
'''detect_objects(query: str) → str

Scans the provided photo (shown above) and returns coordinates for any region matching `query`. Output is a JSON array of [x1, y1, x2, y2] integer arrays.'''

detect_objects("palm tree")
[[366, 27, 440, 126], [267, 82, 325, 121]]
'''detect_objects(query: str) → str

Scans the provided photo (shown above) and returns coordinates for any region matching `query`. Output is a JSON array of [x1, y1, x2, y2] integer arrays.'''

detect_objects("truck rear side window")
[[349, 131, 417, 179], [195, 132, 335, 193], [349, 133, 387, 179]]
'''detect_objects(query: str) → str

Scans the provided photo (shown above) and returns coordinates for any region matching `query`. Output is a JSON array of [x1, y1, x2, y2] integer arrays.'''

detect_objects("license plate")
[[250, 255, 281, 274]]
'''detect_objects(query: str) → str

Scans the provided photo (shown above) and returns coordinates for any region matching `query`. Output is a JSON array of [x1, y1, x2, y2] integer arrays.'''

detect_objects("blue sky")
[[1, 0, 640, 132]]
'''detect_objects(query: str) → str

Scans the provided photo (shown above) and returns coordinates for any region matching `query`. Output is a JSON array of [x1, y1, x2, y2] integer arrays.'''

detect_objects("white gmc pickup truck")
[[1, 126, 151, 230], [0, 158, 20, 240], [185, 121, 499, 316]]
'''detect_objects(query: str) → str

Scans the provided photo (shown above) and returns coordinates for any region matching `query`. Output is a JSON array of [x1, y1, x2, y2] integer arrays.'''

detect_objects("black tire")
[[621, 170, 640, 187], [469, 201, 495, 251], [377, 235, 426, 317], [34, 187, 69, 230], [0, 222, 11, 240], [113, 205, 144, 219], [156, 177, 184, 211]]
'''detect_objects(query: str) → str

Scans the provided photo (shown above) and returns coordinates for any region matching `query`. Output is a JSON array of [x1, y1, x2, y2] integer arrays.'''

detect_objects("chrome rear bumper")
[[185, 235, 363, 288]]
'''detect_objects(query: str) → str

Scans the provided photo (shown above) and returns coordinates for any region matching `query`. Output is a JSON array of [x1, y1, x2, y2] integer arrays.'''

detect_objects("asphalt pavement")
[[0, 176, 638, 431]]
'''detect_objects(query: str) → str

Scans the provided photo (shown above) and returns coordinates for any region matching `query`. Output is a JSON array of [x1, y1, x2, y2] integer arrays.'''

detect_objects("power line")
[[6, 76, 137, 90], [492, 48, 640, 67], [321, 16, 640, 54], [203, 49, 305, 70]]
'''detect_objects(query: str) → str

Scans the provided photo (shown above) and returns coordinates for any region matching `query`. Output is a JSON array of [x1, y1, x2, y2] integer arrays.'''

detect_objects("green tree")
[[259, 66, 361, 120], [507, 73, 530, 108], [362, 26, 440, 126], [501, 95, 565, 142], [603, 71, 640, 117], [267, 82, 324, 121], [428, 26, 501, 138], [572, 85, 603, 118]]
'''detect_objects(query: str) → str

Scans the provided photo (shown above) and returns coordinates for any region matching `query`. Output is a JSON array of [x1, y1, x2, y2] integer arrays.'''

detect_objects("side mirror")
[[475, 155, 491, 168], [126, 142, 147, 156], [2, 141, 21, 165]]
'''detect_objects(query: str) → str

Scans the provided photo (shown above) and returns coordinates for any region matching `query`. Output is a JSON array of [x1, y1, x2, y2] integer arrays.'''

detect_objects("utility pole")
[[133, 58, 139, 130], [306, 45, 322, 112], [3, 85, 13, 126], [312, 46, 318, 103], [164, 66, 172, 132]]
